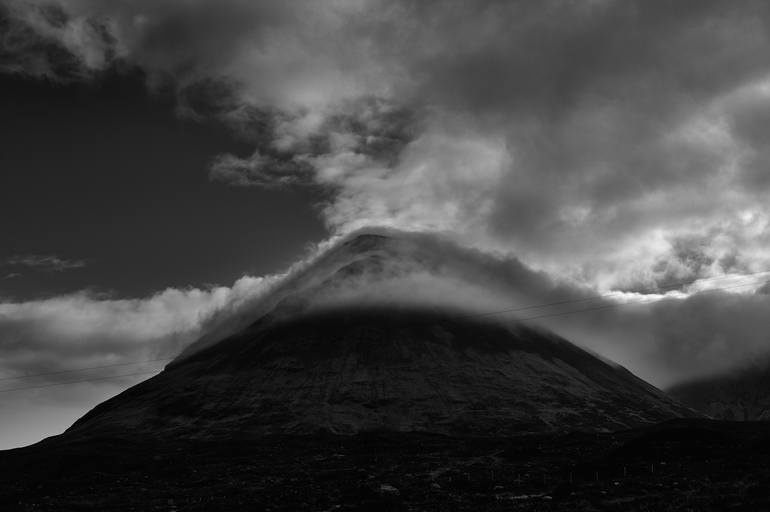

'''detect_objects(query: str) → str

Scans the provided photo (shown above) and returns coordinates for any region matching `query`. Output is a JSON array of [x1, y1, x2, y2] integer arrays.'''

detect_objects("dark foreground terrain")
[[1, 419, 769, 511]]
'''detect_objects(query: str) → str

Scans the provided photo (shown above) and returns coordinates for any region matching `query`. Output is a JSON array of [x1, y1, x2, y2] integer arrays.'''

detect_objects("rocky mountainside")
[[67, 307, 693, 438], [669, 360, 770, 421], [63, 232, 694, 439]]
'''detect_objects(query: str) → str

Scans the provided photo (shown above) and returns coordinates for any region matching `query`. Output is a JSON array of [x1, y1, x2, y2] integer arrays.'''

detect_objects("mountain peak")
[[59, 227, 696, 440], [177, 227, 550, 360]]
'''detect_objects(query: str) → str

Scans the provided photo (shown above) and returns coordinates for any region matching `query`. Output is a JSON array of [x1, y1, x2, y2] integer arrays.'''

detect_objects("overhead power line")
[[0, 358, 173, 382], [452, 273, 768, 327], [511, 275, 769, 322], [471, 269, 770, 319], [0, 371, 161, 394], [1, 272, 768, 393]]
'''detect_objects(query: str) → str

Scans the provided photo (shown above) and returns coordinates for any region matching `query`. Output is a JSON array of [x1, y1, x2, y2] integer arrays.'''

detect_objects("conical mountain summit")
[[67, 231, 694, 439]]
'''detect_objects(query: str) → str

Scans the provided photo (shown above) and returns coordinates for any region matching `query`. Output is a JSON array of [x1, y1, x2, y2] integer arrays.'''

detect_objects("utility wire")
[[470, 269, 770, 319], [0, 358, 173, 382], [1, 272, 768, 393], [4, 270, 764, 383], [0, 371, 161, 393], [512, 275, 768, 322]]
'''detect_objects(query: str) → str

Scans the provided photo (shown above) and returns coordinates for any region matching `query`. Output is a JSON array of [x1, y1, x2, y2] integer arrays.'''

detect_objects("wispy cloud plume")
[[0, 271, 281, 449], [0, 274, 278, 384], [4, 254, 87, 272]]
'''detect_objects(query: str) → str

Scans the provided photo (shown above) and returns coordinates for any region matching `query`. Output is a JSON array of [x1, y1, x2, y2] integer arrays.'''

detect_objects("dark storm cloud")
[[9, 0, 770, 278], [386, 0, 770, 276], [5, 0, 770, 386]]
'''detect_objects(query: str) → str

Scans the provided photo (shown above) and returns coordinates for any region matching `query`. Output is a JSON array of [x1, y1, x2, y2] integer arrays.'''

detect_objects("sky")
[[3, 0, 770, 448]]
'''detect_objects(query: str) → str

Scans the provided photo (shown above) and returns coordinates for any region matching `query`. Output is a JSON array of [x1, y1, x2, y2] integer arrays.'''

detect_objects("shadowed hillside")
[[0, 232, 709, 511], [67, 306, 693, 439], [669, 358, 770, 421], [63, 232, 694, 439]]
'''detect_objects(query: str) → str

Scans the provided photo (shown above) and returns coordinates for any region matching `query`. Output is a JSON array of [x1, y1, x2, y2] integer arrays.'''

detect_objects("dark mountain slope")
[[67, 305, 692, 439], [56, 231, 694, 440], [0, 230, 708, 510]]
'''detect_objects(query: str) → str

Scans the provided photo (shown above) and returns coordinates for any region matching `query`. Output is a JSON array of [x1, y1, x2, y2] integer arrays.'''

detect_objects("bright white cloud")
[[0, 274, 276, 381]]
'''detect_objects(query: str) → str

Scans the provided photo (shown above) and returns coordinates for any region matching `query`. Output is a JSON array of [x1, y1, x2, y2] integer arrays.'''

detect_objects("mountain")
[[669, 359, 770, 421], [64, 231, 693, 439], [178, 229, 570, 359]]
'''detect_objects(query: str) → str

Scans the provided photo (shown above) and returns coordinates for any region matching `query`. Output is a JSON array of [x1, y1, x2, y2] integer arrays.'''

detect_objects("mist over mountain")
[[182, 229, 587, 360], [62, 232, 694, 440], [7, 1, 770, 507], [176, 228, 770, 390]]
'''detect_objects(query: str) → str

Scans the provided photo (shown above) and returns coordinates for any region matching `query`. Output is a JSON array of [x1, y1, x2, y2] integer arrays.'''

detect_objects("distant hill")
[[669, 359, 770, 421]]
